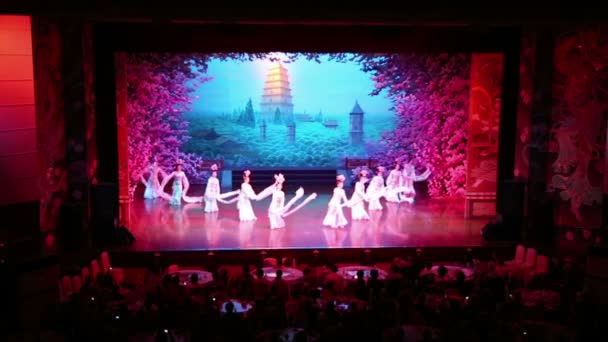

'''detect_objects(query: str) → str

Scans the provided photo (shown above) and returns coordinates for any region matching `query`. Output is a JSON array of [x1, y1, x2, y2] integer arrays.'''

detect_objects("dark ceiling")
[[0, 2, 605, 25]]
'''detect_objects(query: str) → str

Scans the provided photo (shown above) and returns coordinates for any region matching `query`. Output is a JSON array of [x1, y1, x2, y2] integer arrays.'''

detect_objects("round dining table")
[[252, 266, 304, 282], [337, 266, 388, 280], [422, 265, 474, 280], [220, 299, 254, 314], [168, 269, 213, 285]]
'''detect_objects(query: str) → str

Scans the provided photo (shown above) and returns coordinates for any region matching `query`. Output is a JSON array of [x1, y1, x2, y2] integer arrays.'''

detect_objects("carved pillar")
[[61, 21, 89, 205], [514, 33, 535, 182], [60, 20, 91, 247], [525, 28, 555, 244], [604, 117, 608, 229], [464, 53, 504, 218], [31, 18, 67, 232], [83, 24, 98, 191], [115, 53, 130, 225]]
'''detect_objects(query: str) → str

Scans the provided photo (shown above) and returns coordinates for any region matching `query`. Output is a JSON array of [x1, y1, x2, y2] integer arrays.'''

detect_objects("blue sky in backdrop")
[[191, 53, 393, 116]]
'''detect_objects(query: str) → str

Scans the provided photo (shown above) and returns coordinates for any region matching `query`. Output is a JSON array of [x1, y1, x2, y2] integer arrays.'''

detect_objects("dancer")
[[366, 166, 386, 211], [237, 170, 277, 221], [385, 161, 404, 203], [400, 163, 432, 204], [159, 160, 202, 206], [322, 174, 349, 228], [268, 173, 317, 229], [140, 156, 167, 199], [268, 175, 287, 229], [347, 170, 370, 220], [203, 164, 240, 213]]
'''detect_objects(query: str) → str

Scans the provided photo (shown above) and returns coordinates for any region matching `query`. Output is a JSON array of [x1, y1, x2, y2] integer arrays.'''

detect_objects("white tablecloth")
[[420, 265, 474, 280], [220, 299, 254, 313], [252, 267, 304, 282], [337, 266, 388, 280], [169, 269, 213, 285]]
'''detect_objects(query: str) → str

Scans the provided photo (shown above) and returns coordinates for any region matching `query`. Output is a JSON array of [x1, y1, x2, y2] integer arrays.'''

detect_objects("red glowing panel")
[[0, 15, 32, 55], [0, 55, 34, 80], [0, 80, 35, 106], [0, 129, 37, 155], [0, 104, 36, 130]]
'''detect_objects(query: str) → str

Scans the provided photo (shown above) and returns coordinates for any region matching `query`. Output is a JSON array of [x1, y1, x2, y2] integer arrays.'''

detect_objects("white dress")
[[159, 171, 202, 206], [238, 183, 257, 221], [268, 190, 286, 229], [322, 187, 348, 228], [385, 169, 403, 203], [366, 175, 385, 211], [204, 176, 220, 213], [142, 163, 165, 199], [350, 181, 369, 220]]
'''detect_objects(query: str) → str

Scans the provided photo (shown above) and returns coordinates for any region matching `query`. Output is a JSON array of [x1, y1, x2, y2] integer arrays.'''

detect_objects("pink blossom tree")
[[371, 54, 470, 197], [126, 53, 274, 191], [290, 53, 471, 197]]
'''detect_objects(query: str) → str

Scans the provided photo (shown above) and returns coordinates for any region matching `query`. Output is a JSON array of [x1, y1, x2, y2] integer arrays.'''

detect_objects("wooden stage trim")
[[110, 244, 515, 269]]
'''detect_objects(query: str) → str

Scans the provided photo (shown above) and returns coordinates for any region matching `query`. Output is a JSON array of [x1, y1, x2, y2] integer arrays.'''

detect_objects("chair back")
[[81, 267, 90, 282], [263, 258, 278, 268], [100, 251, 111, 272], [167, 264, 179, 274], [514, 244, 526, 263], [61, 275, 72, 296], [91, 260, 101, 279], [536, 255, 549, 274], [72, 276, 82, 293], [111, 268, 125, 285], [524, 248, 537, 268]]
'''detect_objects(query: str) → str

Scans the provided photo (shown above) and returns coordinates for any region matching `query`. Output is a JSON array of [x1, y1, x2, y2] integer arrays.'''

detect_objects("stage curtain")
[[464, 53, 504, 218], [31, 17, 66, 231], [549, 27, 606, 229], [115, 53, 130, 225], [514, 34, 535, 182]]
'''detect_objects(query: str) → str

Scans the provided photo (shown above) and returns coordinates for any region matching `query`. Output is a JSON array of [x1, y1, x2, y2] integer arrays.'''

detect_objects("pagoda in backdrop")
[[260, 62, 294, 123]]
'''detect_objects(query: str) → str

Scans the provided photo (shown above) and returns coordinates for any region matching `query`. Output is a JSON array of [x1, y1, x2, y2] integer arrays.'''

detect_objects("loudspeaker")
[[91, 183, 118, 245], [114, 226, 135, 245], [482, 221, 518, 241], [59, 203, 85, 250], [485, 180, 525, 241], [0, 260, 18, 332], [497, 180, 525, 222], [91, 183, 118, 222]]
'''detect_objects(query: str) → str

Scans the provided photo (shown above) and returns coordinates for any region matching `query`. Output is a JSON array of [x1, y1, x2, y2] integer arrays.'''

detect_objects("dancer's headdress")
[[336, 174, 346, 182], [243, 170, 251, 177], [274, 173, 285, 184], [359, 169, 369, 177], [210, 164, 218, 171], [176, 159, 183, 165], [377, 166, 386, 173]]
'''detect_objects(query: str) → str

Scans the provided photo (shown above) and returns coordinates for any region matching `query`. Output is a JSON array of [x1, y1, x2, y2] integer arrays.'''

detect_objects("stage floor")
[[124, 194, 487, 251]]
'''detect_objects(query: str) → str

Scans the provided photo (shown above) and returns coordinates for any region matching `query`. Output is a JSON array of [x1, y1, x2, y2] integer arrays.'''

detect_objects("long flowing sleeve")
[[282, 187, 304, 214], [344, 182, 367, 207], [158, 167, 168, 179], [203, 178, 214, 200], [355, 182, 367, 200], [283, 190, 317, 217], [386, 171, 394, 188], [216, 189, 240, 204], [340, 189, 348, 205], [254, 183, 276, 201], [182, 174, 203, 203], [242, 183, 258, 200], [414, 169, 432, 182], [158, 172, 175, 201]]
